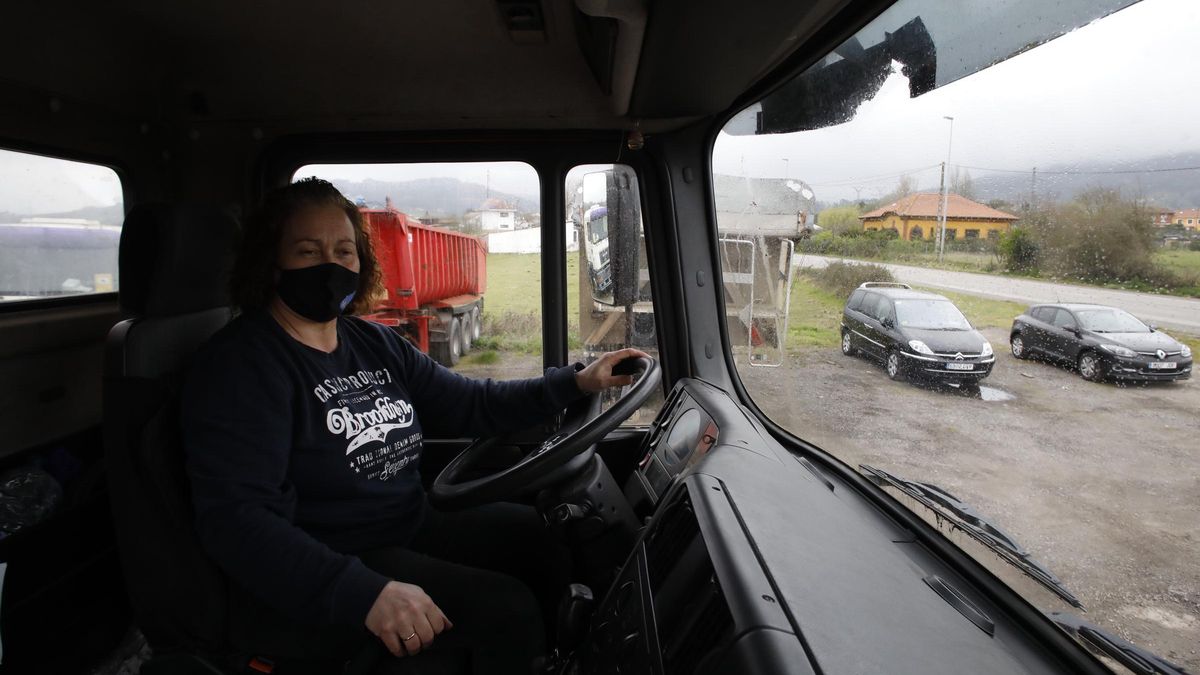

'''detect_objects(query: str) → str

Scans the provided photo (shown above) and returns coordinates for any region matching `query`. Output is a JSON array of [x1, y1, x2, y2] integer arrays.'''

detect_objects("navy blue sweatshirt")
[[181, 311, 584, 627]]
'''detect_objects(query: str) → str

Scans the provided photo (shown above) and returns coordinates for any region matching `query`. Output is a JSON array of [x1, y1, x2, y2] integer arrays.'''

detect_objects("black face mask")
[[276, 263, 360, 322]]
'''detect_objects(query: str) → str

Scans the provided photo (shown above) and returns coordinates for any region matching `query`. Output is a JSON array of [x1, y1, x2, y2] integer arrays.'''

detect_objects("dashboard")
[[629, 380, 722, 506], [577, 378, 1098, 674]]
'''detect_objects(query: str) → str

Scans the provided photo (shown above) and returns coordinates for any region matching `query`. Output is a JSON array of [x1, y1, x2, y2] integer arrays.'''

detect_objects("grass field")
[[784, 276, 1200, 355], [809, 248, 1200, 298], [1154, 249, 1200, 276], [467, 252, 582, 356], [784, 275, 1027, 353], [474, 252, 1199, 359]]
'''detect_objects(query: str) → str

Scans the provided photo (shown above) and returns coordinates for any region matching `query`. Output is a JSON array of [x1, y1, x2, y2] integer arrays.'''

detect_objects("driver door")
[[1047, 308, 1081, 361]]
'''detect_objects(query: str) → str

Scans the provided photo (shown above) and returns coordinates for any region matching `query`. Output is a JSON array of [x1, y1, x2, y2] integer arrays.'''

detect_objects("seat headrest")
[[119, 204, 240, 317]]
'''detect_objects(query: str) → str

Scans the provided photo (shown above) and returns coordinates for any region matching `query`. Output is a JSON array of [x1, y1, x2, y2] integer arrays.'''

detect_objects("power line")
[[806, 163, 942, 188], [955, 163, 1200, 176]]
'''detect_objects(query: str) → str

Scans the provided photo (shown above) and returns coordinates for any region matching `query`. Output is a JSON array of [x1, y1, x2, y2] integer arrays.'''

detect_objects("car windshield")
[[588, 213, 608, 244], [895, 299, 971, 330], [1076, 308, 1150, 333], [715, 0, 1200, 668]]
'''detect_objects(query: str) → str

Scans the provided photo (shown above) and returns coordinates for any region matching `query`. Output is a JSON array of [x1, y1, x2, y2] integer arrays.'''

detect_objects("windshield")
[[895, 299, 971, 330], [715, 0, 1200, 668], [588, 213, 609, 244], [1076, 308, 1150, 333]]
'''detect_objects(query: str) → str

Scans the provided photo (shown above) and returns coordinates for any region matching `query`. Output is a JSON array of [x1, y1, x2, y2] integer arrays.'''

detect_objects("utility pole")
[[937, 115, 955, 262], [936, 161, 947, 258], [1030, 166, 1037, 210]]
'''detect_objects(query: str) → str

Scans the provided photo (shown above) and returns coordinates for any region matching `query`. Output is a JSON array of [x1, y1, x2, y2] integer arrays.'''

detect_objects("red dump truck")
[[360, 208, 486, 367]]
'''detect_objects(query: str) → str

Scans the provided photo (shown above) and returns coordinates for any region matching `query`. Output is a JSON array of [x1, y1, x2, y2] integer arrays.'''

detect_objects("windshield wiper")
[[860, 464, 1082, 608], [1048, 612, 1190, 675]]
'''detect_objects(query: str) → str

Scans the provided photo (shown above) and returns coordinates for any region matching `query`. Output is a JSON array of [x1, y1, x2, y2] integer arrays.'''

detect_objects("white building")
[[486, 223, 579, 254], [480, 208, 516, 231]]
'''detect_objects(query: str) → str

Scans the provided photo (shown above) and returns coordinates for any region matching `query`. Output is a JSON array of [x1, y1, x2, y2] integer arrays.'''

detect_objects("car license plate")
[[946, 363, 974, 371], [1149, 362, 1177, 369]]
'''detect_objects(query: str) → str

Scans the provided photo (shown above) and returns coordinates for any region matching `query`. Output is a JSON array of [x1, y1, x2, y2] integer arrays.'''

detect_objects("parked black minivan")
[[841, 283, 995, 382], [1010, 304, 1193, 382]]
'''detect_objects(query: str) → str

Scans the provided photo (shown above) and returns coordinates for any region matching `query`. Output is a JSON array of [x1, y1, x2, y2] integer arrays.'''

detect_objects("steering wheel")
[[429, 356, 661, 510]]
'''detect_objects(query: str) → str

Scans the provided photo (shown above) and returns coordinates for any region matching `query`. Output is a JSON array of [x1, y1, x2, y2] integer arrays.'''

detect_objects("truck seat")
[[103, 203, 241, 666]]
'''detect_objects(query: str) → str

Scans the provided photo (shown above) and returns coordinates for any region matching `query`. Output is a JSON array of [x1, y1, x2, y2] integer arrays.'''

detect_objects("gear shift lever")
[[556, 583, 595, 657]]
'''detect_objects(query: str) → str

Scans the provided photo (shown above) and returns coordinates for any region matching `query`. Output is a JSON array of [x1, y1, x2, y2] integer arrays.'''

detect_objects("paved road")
[[794, 254, 1200, 334]]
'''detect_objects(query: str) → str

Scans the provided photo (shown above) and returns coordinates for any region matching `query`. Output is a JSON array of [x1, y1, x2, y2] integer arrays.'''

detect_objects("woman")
[[181, 177, 644, 673]]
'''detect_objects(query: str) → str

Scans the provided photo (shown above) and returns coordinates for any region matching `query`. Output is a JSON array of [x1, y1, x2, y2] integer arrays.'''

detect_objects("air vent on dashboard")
[[662, 570, 733, 675], [642, 387, 687, 462], [645, 493, 699, 590], [644, 488, 734, 674]]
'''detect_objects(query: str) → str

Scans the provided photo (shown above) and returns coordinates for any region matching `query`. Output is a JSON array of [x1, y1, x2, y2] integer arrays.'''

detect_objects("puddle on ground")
[[936, 382, 1016, 401], [977, 386, 1016, 402]]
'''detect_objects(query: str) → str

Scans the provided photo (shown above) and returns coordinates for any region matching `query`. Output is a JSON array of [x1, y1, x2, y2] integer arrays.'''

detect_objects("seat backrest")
[[103, 204, 239, 656]]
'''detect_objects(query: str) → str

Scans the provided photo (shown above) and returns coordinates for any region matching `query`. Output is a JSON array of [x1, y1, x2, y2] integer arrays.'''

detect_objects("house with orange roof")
[[1171, 208, 1200, 230], [859, 193, 1019, 242], [1149, 207, 1175, 227]]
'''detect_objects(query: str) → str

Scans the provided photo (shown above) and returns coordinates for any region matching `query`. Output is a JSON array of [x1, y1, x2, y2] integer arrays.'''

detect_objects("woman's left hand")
[[575, 348, 653, 393]]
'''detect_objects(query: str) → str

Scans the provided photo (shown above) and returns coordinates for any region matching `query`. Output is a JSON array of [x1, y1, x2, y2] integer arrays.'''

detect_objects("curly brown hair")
[[231, 177, 384, 315]]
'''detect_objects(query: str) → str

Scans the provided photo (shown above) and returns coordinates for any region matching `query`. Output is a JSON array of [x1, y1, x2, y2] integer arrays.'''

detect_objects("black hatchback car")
[[1010, 304, 1193, 382], [841, 283, 995, 382]]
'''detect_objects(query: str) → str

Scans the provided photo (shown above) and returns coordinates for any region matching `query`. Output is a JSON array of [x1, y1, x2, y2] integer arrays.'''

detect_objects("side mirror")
[[579, 167, 642, 306], [1148, 323, 1157, 332], [882, 317, 895, 329]]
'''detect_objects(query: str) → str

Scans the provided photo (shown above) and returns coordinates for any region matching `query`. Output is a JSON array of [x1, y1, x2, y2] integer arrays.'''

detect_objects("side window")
[[847, 289, 865, 311], [1, 148, 123, 303], [1030, 307, 1048, 322], [879, 299, 895, 324], [294, 162, 544, 379], [1052, 309, 1077, 329], [861, 293, 882, 321], [565, 164, 661, 423]]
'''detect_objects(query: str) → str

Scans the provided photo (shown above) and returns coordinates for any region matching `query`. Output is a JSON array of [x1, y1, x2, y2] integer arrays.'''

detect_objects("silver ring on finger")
[[402, 631, 418, 641]]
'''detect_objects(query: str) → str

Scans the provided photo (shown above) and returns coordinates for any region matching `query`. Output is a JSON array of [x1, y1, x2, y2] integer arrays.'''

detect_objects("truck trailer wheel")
[[470, 306, 481, 341], [431, 317, 462, 367], [459, 311, 473, 353]]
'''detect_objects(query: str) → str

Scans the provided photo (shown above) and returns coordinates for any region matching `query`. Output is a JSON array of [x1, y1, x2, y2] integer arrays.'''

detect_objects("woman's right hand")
[[365, 581, 453, 657]]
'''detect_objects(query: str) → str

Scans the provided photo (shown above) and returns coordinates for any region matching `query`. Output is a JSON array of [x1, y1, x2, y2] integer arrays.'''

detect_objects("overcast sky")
[[0, 149, 123, 216], [296, 162, 540, 200], [2, 0, 1196, 214], [714, 0, 1200, 203]]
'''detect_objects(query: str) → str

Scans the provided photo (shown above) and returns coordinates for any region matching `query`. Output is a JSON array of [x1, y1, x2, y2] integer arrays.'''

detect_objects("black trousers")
[[226, 501, 570, 675]]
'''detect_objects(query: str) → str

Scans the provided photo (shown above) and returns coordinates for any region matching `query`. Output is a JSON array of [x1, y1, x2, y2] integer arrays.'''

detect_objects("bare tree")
[[950, 166, 976, 200]]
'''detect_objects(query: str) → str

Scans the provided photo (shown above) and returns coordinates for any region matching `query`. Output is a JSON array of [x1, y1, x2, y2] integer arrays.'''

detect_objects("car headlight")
[[1099, 344, 1136, 358], [908, 340, 934, 355], [1182, 344, 1192, 358], [981, 342, 993, 357]]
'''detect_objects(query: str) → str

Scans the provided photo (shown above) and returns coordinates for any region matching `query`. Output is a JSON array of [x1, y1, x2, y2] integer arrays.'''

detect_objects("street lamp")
[[937, 115, 955, 262]]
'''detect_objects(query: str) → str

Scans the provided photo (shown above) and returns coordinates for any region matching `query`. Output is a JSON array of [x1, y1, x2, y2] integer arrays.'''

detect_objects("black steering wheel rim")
[[429, 356, 661, 510]]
